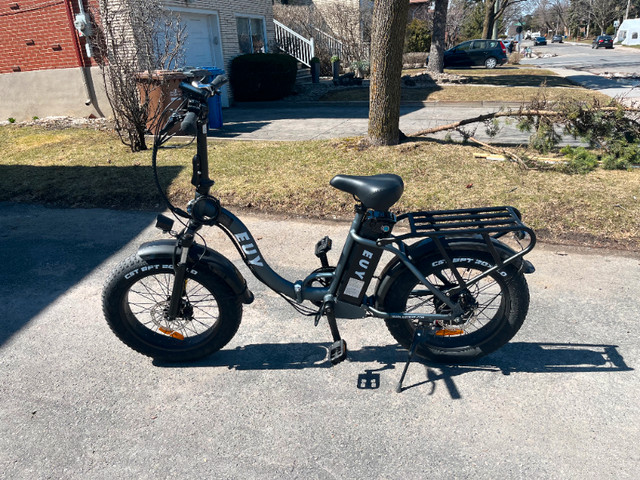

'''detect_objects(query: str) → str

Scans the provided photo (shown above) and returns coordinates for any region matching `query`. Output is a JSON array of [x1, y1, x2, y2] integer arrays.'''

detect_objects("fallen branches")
[[407, 91, 640, 171], [467, 137, 536, 170], [409, 110, 554, 137], [408, 107, 639, 138]]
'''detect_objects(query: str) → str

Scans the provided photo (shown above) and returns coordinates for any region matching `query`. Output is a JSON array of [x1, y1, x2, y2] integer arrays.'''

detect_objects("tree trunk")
[[367, 0, 410, 146], [482, 0, 496, 39], [426, 0, 448, 74]]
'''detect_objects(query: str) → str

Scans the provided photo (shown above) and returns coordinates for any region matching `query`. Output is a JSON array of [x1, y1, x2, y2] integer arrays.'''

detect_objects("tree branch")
[[408, 106, 640, 137]]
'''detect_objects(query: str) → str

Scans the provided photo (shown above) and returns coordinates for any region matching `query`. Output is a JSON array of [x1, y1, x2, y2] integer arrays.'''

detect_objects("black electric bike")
[[102, 72, 536, 391]]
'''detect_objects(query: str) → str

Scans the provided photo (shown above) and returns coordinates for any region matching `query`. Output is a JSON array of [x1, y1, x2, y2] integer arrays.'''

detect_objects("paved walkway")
[[212, 67, 639, 143], [546, 66, 640, 105], [214, 101, 534, 143]]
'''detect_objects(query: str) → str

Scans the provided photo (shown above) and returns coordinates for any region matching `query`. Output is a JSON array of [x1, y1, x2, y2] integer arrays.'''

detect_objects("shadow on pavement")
[[0, 194, 170, 347], [211, 102, 424, 139], [154, 341, 632, 395]]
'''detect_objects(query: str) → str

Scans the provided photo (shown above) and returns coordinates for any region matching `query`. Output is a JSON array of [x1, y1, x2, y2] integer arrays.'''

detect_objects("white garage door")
[[180, 12, 228, 107]]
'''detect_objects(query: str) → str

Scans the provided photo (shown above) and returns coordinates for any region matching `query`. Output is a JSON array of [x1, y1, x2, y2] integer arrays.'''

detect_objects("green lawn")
[[1, 126, 639, 250], [322, 67, 612, 104]]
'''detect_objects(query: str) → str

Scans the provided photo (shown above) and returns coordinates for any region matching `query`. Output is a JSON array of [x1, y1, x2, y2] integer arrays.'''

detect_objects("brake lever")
[[191, 81, 214, 96]]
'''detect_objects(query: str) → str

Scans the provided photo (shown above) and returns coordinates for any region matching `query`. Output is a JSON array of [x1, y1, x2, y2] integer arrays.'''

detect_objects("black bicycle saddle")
[[330, 174, 404, 211]]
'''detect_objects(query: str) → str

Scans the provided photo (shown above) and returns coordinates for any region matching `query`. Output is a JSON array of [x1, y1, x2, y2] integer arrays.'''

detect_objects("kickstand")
[[396, 324, 428, 393]]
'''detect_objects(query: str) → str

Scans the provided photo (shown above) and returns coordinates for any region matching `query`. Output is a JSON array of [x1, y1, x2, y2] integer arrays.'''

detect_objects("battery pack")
[[336, 211, 396, 305], [337, 243, 384, 305]]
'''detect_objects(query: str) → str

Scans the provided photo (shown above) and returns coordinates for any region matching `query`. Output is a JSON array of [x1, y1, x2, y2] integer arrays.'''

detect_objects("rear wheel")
[[485, 57, 498, 69], [103, 255, 242, 362], [382, 250, 529, 363]]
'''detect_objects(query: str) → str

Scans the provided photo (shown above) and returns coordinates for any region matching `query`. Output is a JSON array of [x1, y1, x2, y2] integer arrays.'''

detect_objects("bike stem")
[[193, 119, 214, 196]]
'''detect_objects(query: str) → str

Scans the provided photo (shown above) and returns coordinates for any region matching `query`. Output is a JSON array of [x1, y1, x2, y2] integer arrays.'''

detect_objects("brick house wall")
[[0, 0, 106, 120], [0, 0, 98, 74], [0, 0, 276, 120]]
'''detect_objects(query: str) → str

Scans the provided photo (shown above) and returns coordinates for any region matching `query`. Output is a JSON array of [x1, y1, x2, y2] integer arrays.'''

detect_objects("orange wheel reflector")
[[158, 326, 185, 340], [435, 328, 464, 336]]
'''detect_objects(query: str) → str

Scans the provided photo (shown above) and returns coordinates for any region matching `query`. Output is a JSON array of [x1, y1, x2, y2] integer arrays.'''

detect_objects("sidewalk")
[[213, 101, 533, 143], [546, 66, 640, 105]]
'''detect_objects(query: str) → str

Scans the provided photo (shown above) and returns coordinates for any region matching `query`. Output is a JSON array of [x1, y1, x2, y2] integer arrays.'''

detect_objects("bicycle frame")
[[161, 79, 534, 328], [213, 207, 463, 321]]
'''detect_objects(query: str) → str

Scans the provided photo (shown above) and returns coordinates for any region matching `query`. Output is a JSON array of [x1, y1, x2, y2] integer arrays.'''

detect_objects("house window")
[[236, 16, 266, 53], [633, 32, 638, 39]]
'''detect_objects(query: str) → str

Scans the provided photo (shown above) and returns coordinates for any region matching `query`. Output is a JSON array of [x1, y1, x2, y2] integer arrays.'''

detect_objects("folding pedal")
[[314, 236, 332, 268], [330, 339, 347, 365], [323, 300, 347, 365]]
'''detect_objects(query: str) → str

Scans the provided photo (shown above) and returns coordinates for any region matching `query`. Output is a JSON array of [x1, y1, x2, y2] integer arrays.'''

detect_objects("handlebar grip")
[[211, 74, 228, 89], [180, 111, 198, 136]]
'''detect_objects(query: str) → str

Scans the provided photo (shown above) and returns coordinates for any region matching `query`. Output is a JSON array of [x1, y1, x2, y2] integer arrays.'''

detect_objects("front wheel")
[[382, 250, 529, 363], [102, 255, 242, 362]]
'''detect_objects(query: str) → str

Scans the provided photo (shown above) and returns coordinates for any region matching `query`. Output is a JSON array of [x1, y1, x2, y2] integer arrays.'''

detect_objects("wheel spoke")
[[125, 271, 222, 338], [404, 265, 508, 336]]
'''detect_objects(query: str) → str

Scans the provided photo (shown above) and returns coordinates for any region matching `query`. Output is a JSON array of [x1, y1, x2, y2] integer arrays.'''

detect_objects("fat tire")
[[103, 254, 242, 362], [382, 250, 529, 364]]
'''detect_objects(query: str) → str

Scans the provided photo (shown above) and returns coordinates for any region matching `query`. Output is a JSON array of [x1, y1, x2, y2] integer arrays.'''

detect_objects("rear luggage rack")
[[398, 206, 534, 239], [380, 206, 536, 268]]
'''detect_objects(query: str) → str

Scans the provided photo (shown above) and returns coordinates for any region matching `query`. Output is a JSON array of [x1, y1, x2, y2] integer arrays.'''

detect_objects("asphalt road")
[[520, 40, 640, 75], [1, 202, 639, 479]]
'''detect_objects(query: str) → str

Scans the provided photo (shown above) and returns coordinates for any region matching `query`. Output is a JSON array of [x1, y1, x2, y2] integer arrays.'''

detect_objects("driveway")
[[519, 40, 640, 75], [1, 202, 639, 478]]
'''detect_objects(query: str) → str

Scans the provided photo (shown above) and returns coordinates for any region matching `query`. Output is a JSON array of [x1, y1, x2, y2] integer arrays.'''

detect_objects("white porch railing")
[[274, 19, 314, 67], [312, 27, 343, 59]]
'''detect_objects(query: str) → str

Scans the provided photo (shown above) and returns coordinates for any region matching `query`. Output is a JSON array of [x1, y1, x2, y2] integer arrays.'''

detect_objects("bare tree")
[[447, 0, 473, 47], [92, 0, 185, 152], [427, 0, 449, 74], [317, 1, 373, 62], [530, 0, 570, 34], [589, 0, 624, 34], [367, 0, 410, 146], [481, 0, 528, 39]]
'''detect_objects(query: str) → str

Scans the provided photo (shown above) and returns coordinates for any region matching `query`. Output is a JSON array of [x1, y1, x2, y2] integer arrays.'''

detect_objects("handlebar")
[[179, 75, 229, 102], [172, 75, 229, 135], [210, 74, 228, 90]]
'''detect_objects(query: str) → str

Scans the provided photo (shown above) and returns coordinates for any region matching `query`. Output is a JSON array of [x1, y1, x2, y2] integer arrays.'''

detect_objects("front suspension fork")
[[167, 229, 196, 320]]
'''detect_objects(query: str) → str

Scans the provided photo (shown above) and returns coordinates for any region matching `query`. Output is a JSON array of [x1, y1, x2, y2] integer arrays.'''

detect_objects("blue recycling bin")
[[199, 67, 225, 129]]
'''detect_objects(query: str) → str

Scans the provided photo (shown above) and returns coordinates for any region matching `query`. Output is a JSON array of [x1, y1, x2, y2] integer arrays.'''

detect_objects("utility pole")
[[625, 0, 631, 20]]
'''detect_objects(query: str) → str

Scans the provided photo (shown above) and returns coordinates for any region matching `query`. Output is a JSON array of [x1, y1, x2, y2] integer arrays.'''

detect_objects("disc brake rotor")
[[150, 300, 190, 340]]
